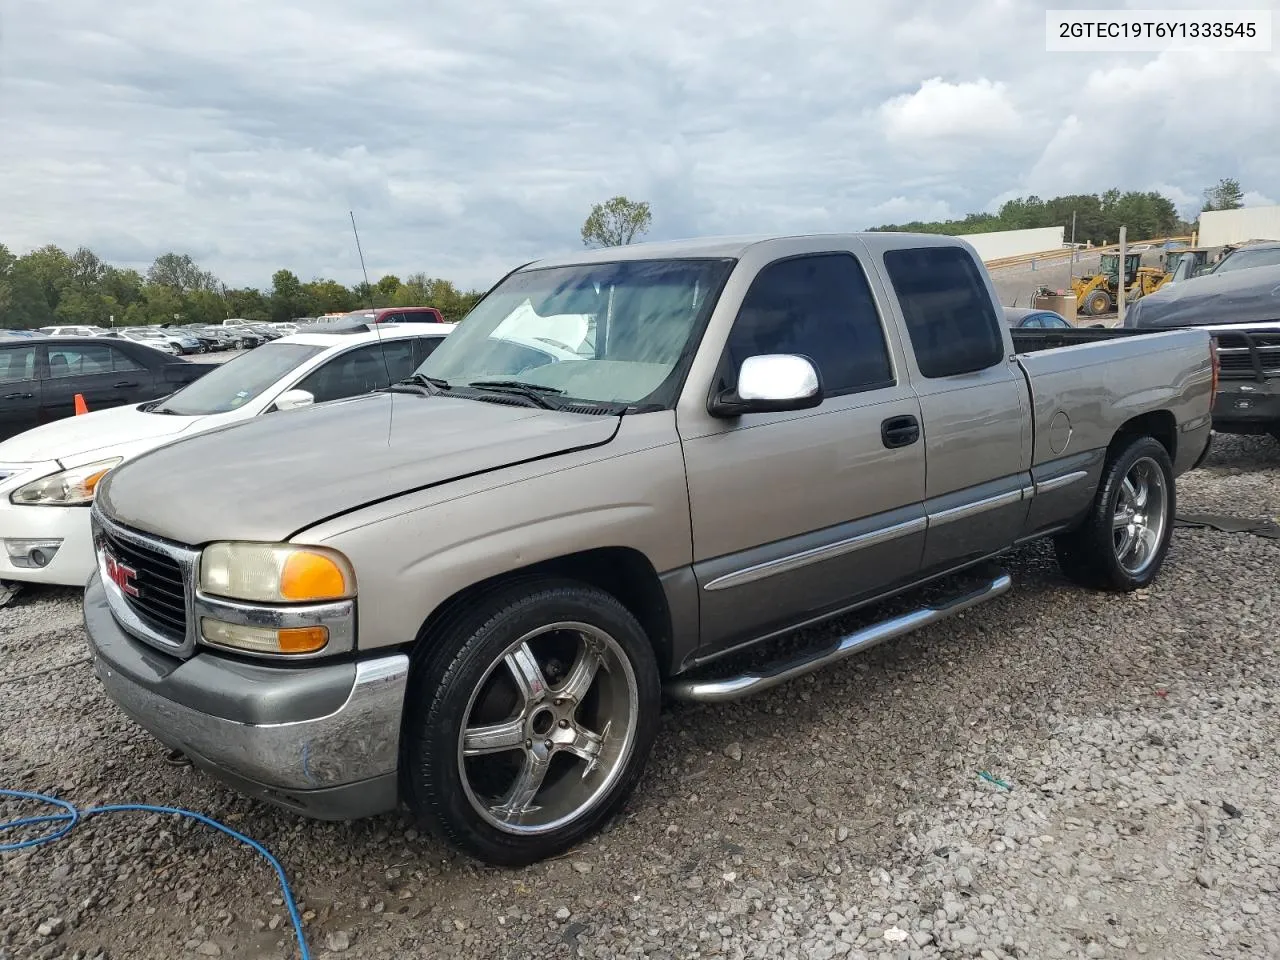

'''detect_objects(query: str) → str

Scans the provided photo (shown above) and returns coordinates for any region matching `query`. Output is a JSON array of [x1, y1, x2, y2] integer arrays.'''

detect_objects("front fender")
[[293, 413, 691, 653]]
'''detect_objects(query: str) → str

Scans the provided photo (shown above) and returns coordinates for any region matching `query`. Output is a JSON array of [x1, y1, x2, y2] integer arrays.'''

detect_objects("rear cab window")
[[881, 246, 1005, 378]]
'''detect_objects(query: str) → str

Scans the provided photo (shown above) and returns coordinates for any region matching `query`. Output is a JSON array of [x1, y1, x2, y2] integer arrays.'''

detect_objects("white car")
[[0, 323, 453, 587], [115, 327, 187, 355], [38, 325, 107, 338]]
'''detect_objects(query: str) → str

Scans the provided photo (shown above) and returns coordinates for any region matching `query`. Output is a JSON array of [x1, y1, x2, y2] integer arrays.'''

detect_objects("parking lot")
[[2, 433, 1278, 960]]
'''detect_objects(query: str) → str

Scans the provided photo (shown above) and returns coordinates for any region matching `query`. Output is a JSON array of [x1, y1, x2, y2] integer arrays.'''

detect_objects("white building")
[[1198, 205, 1280, 248], [955, 226, 1066, 262]]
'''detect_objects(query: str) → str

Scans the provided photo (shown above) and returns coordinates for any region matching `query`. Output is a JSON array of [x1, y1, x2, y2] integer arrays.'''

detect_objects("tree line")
[[1, 180, 1251, 330], [0, 244, 487, 330], [867, 180, 1248, 246]]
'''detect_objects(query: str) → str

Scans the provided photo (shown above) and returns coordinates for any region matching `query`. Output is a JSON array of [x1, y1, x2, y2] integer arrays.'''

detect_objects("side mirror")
[[273, 389, 315, 412], [709, 354, 823, 418]]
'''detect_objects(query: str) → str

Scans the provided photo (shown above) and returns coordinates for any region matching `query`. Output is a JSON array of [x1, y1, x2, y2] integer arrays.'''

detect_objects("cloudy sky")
[[2, 0, 1278, 292]]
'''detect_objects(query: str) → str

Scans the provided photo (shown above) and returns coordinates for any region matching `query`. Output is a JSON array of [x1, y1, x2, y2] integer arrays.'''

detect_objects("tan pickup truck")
[[84, 233, 1216, 865]]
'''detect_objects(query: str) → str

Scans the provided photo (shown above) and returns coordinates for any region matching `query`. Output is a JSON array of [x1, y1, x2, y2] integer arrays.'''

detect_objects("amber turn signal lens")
[[280, 551, 349, 601], [277, 626, 329, 654]]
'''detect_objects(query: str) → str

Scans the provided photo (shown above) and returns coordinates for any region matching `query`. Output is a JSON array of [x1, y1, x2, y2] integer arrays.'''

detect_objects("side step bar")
[[664, 568, 1013, 704]]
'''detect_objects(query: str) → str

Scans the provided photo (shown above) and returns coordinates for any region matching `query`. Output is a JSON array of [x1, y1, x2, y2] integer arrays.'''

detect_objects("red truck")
[[342, 306, 446, 324]]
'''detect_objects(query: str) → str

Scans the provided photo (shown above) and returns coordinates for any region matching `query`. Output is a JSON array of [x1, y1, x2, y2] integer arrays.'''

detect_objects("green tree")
[[269, 269, 305, 321], [69, 247, 106, 293], [184, 289, 230, 326], [374, 274, 401, 305], [302, 279, 355, 315], [147, 252, 220, 294], [581, 196, 653, 247], [140, 285, 185, 325], [3, 260, 58, 327], [225, 287, 270, 321], [102, 267, 144, 304], [1203, 178, 1244, 212]]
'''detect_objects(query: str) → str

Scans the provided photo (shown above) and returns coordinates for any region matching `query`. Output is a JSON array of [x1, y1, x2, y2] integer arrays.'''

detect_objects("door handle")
[[881, 415, 920, 449], [3, 392, 34, 400], [113, 381, 140, 388]]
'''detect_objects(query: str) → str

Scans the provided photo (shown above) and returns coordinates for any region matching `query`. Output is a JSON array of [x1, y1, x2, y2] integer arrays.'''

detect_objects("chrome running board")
[[664, 568, 1013, 703]]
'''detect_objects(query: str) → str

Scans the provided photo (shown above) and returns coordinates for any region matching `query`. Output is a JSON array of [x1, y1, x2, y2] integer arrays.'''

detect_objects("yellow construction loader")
[[1071, 252, 1170, 316], [1160, 247, 1215, 283]]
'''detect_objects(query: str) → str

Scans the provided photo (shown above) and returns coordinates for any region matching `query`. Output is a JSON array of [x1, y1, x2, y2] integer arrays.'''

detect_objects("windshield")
[[416, 258, 733, 408], [1211, 247, 1280, 274], [152, 341, 324, 415]]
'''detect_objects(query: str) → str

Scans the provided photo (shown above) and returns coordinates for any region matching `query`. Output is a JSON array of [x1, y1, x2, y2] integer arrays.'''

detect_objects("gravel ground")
[[2, 434, 1278, 960]]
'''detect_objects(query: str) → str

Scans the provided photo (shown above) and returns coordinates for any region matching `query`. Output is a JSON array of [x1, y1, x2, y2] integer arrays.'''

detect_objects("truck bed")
[[1010, 326, 1165, 354], [1010, 325, 1214, 471]]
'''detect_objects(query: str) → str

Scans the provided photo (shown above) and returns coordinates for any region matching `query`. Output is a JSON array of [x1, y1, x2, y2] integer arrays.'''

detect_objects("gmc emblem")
[[104, 550, 140, 598]]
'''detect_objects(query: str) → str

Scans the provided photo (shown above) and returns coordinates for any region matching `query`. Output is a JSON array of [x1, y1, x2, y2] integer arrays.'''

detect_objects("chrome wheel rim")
[[1113, 456, 1168, 576], [457, 622, 639, 835]]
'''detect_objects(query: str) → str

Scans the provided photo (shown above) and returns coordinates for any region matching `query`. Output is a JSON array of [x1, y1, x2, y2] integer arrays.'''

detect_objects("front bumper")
[[84, 572, 408, 820], [1213, 379, 1280, 434], [0, 464, 97, 586]]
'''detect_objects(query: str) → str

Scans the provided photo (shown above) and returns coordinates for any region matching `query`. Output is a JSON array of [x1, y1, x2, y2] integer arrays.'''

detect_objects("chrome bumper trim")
[[194, 592, 357, 660], [93, 651, 409, 791]]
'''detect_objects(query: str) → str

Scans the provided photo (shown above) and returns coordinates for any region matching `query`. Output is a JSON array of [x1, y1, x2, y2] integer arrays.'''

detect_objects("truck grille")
[[100, 526, 188, 639], [1213, 330, 1280, 379], [91, 507, 200, 657]]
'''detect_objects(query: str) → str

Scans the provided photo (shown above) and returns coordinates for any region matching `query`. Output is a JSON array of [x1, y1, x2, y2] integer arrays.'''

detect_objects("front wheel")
[[401, 582, 661, 866], [1085, 288, 1113, 316], [1054, 436, 1175, 591]]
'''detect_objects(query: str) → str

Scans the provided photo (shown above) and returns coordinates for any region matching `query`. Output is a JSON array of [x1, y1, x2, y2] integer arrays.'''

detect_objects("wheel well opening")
[[413, 547, 675, 676], [1109, 410, 1176, 463]]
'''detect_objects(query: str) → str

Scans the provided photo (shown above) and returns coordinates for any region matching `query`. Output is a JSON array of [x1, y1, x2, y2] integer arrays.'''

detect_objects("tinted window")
[[883, 246, 1004, 378], [398, 311, 438, 323], [109, 348, 146, 372], [722, 253, 893, 397], [46, 344, 114, 378], [413, 336, 446, 366], [0, 345, 37, 383], [296, 340, 416, 404]]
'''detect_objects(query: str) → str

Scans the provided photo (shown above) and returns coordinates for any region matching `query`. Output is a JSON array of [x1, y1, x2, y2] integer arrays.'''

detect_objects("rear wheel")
[[1054, 436, 1175, 591], [401, 582, 661, 866]]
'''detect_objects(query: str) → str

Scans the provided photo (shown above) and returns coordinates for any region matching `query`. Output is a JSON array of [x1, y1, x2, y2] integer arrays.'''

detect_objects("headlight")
[[199, 542, 356, 603], [10, 458, 122, 506]]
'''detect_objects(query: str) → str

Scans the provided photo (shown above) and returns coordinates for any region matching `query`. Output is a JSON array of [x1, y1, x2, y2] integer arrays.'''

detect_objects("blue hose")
[[0, 789, 311, 960]]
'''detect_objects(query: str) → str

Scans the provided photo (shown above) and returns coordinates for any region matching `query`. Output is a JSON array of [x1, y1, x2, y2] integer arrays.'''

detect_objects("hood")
[[0, 402, 198, 465], [1128, 263, 1280, 329], [96, 392, 620, 544]]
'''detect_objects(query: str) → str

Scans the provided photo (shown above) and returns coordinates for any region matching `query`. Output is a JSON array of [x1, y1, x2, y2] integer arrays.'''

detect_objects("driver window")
[[720, 253, 894, 399]]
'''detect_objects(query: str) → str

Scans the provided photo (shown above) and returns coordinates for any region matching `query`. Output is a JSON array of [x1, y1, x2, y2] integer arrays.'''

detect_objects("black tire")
[[401, 580, 661, 866], [1054, 435, 1176, 591], [1085, 289, 1112, 316]]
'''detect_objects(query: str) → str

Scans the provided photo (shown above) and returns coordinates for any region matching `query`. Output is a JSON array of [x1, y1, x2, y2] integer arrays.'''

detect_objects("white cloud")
[[0, 0, 1276, 291], [1244, 191, 1278, 207], [879, 78, 1022, 143], [867, 196, 957, 225]]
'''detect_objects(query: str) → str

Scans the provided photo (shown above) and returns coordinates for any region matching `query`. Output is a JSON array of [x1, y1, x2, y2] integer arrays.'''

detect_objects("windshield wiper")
[[465, 379, 564, 409], [386, 373, 453, 396]]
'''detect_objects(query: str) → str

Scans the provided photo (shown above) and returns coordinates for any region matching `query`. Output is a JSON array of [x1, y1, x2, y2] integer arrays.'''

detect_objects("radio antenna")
[[350, 210, 375, 308], [348, 210, 394, 442]]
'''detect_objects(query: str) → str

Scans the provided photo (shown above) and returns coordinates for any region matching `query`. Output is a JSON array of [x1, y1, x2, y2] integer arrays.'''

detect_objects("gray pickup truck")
[[83, 233, 1215, 865]]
